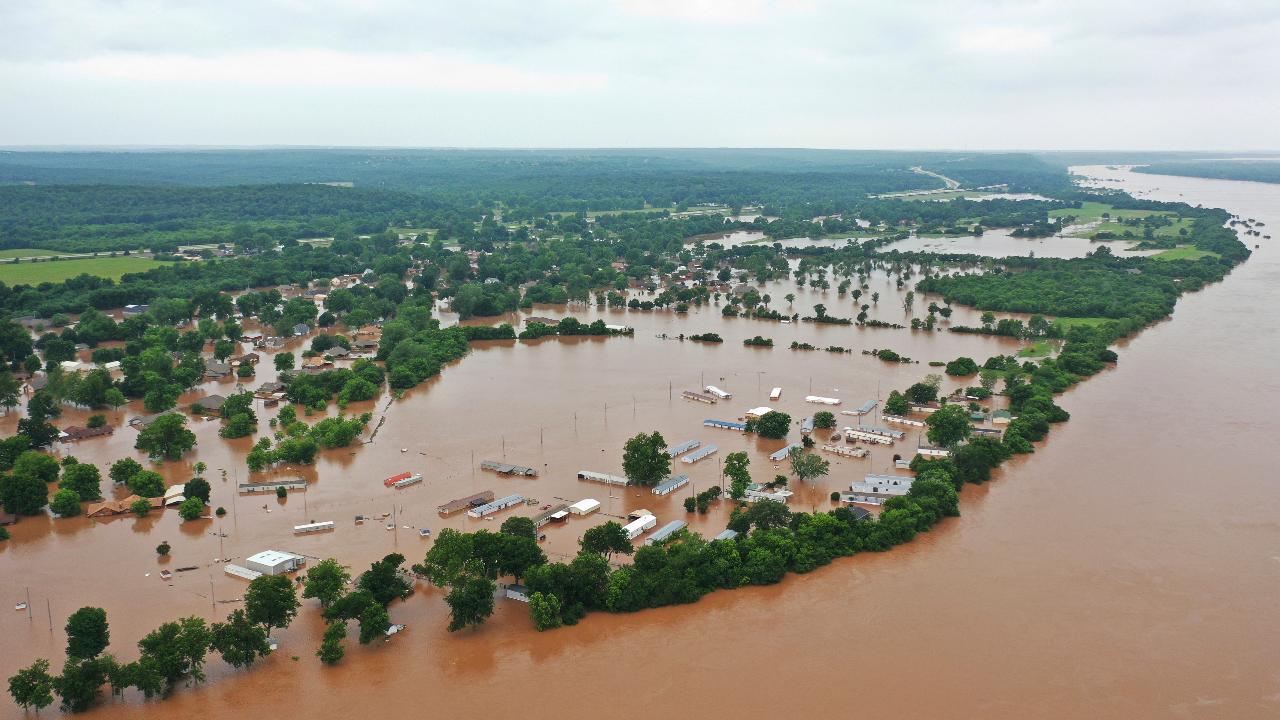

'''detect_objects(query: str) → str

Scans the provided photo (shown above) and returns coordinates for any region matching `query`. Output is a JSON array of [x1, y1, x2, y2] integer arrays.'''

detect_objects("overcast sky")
[[2, 0, 1278, 150]]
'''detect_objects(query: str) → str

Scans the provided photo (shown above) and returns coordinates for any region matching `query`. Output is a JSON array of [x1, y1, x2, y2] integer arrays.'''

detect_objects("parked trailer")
[[239, 479, 307, 494], [533, 504, 570, 528], [293, 521, 335, 535], [769, 387, 782, 401], [652, 475, 690, 496], [884, 414, 926, 427], [645, 520, 687, 546], [466, 494, 525, 518], [704, 385, 732, 399], [438, 490, 495, 515], [666, 440, 702, 457], [843, 428, 895, 445], [844, 399, 877, 416], [805, 395, 841, 405], [682, 390, 718, 404], [224, 564, 262, 581], [800, 416, 815, 434], [568, 498, 601, 516], [917, 445, 952, 458], [681, 444, 719, 464], [621, 514, 658, 540], [822, 444, 868, 458], [577, 470, 629, 486], [770, 443, 802, 461], [481, 461, 538, 477], [704, 419, 747, 432], [392, 474, 423, 489], [383, 472, 421, 488], [845, 425, 905, 439]]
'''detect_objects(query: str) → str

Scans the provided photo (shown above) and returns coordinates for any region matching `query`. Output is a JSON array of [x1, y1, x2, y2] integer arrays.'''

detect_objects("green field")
[[1049, 316, 1113, 330], [0, 256, 176, 284], [1152, 246, 1219, 261], [1017, 340, 1055, 358], [1049, 201, 1175, 223], [0, 248, 76, 259]]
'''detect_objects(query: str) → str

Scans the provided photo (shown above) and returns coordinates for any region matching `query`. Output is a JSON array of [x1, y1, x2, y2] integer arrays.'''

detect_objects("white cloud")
[[0, 0, 1278, 148]]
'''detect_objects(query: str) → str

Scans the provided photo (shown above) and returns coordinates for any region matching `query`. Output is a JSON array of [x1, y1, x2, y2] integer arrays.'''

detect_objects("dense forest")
[[1133, 159, 1280, 185]]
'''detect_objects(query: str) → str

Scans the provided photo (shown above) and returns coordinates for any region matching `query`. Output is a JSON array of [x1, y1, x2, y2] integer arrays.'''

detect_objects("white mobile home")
[[466, 494, 524, 518], [704, 385, 732, 399], [621, 514, 658, 540], [769, 387, 782, 401], [645, 520, 687, 546], [568, 498, 601, 516], [805, 395, 841, 405], [293, 521, 335, 535], [652, 475, 690, 496]]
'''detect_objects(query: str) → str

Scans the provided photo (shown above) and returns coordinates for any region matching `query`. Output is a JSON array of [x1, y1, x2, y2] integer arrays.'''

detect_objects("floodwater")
[[881, 226, 1158, 259], [3, 165, 1279, 718]]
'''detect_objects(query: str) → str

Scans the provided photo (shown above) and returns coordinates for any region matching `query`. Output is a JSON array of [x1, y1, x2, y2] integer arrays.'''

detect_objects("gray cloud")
[[1, 0, 1278, 149]]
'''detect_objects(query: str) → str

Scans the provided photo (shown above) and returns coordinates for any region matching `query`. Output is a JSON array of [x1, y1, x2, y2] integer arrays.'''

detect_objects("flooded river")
[[2, 165, 1277, 718]]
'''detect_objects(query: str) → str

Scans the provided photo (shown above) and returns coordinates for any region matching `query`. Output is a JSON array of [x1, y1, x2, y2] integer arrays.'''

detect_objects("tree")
[[213, 340, 235, 362], [925, 405, 972, 448], [50, 489, 82, 517], [0, 372, 21, 413], [127, 470, 165, 498], [7, 658, 54, 712], [317, 621, 347, 665], [59, 463, 103, 501], [724, 451, 751, 500], [210, 609, 271, 669], [621, 431, 670, 486], [177, 496, 205, 521], [906, 382, 938, 404], [788, 448, 830, 483], [245, 575, 300, 631], [498, 534, 546, 581], [109, 457, 143, 485], [1, 472, 49, 515], [65, 607, 110, 660], [184, 477, 211, 504], [529, 591, 563, 631], [945, 356, 980, 376], [52, 657, 106, 713], [274, 352, 295, 372], [445, 574, 496, 632], [580, 521, 633, 558], [812, 411, 836, 429], [414, 529, 476, 587], [754, 411, 792, 439], [136, 616, 212, 687], [14, 450, 60, 485], [303, 558, 351, 607], [979, 368, 1000, 392], [134, 413, 196, 460], [357, 603, 391, 644], [357, 553, 413, 606], [499, 515, 537, 541], [131, 498, 151, 517]]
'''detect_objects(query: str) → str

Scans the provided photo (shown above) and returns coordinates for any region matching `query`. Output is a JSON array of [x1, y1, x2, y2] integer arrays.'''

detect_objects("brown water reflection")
[[3, 165, 1279, 718]]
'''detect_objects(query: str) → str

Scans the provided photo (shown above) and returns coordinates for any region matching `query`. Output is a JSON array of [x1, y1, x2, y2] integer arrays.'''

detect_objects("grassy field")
[[0, 248, 76, 259], [1017, 340, 1056, 358], [0, 256, 175, 284], [1050, 201, 1176, 223], [1049, 316, 1113, 330], [1152, 246, 1219, 261]]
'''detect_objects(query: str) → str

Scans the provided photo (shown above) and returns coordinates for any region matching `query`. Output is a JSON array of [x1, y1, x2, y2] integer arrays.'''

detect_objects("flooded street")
[[3, 166, 1278, 718]]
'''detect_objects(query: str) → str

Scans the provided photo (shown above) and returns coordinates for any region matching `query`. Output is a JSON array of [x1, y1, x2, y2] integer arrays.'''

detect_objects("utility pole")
[[46, 598, 52, 634]]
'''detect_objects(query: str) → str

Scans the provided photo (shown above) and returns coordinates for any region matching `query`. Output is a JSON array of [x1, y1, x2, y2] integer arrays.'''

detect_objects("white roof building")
[[245, 550, 305, 576]]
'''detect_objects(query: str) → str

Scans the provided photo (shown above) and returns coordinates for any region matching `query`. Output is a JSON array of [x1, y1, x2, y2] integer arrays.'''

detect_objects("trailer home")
[[621, 514, 658, 539]]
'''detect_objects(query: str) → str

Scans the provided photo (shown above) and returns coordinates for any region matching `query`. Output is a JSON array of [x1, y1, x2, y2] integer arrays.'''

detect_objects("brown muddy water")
[[2, 165, 1278, 719]]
